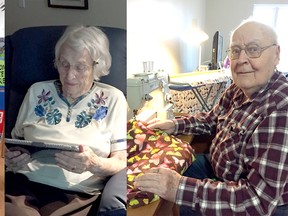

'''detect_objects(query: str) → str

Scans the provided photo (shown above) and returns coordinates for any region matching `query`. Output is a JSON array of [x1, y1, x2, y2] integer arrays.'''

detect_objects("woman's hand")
[[133, 167, 182, 203], [146, 118, 176, 134], [55, 146, 126, 176], [55, 145, 97, 174], [5, 147, 32, 172]]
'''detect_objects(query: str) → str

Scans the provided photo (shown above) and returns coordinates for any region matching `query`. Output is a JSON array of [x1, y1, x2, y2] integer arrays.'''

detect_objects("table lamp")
[[183, 20, 209, 71]]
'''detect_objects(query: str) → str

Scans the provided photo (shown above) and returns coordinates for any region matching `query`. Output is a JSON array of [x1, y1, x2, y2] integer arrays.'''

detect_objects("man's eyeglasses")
[[57, 60, 96, 74], [227, 43, 277, 60]]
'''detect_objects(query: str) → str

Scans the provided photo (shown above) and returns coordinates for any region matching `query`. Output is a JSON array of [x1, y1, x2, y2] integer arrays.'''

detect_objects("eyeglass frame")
[[227, 43, 277, 60], [57, 59, 97, 74]]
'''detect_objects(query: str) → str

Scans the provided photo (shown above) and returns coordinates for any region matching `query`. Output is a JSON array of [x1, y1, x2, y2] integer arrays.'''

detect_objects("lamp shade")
[[182, 20, 209, 45], [184, 27, 209, 45]]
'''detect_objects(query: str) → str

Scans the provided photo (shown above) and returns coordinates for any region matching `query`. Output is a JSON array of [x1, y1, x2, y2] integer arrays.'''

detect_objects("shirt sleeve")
[[108, 90, 127, 152], [175, 109, 288, 216], [11, 86, 34, 139], [172, 112, 217, 136]]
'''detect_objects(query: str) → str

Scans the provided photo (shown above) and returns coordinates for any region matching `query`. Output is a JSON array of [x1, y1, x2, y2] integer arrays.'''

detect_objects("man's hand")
[[133, 167, 182, 202], [146, 118, 176, 134]]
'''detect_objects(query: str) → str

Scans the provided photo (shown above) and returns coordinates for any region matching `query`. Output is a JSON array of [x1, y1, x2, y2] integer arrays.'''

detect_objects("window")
[[253, 4, 288, 72]]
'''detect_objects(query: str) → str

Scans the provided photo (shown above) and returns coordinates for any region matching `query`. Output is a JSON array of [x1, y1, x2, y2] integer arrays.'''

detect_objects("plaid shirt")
[[173, 71, 288, 215]]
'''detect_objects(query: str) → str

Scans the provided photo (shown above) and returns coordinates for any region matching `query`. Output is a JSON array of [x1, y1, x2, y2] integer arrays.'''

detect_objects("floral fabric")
[[127, 119, 195, 208]]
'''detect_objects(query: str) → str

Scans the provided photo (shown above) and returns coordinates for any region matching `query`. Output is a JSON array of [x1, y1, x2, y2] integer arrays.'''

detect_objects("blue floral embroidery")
[[35, 88, 110, 128], [34, 89, 62, 125], [46, 109, 62, 125], [93, 106, 108, 121], [74, 91, 109, 128], [35, 105, 45, 117], [75, 111, 92, 128]]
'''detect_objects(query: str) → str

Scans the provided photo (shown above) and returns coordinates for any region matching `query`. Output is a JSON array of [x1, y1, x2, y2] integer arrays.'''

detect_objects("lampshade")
[[183, 27, 209, 45], [182, 20, 209, 71]]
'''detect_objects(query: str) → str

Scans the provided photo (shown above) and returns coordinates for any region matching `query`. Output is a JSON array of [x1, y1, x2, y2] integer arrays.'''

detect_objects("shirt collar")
[[54, 80, 97, 105]]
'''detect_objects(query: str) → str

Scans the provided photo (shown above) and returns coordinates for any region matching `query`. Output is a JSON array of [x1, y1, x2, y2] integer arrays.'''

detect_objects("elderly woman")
[[5, 25, 127, 216]]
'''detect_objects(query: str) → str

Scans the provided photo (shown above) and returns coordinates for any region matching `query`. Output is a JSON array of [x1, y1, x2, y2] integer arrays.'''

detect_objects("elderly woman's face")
[[230, 23, 280, 98], [57, 44, 94, 99]]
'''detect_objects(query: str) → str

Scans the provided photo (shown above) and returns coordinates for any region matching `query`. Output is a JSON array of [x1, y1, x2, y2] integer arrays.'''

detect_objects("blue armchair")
[[5, 25, 126, 138]]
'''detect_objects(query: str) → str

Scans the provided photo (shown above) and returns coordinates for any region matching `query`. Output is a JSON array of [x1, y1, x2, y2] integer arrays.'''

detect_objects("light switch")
[[19, 0, 25, 8]]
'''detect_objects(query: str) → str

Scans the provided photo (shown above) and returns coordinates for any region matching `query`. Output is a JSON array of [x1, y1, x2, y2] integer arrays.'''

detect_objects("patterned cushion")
[[127, 119, 196, 208]]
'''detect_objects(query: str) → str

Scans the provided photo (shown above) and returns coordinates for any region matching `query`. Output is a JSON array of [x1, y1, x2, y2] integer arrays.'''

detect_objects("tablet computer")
[[5, 138, 81, 152]]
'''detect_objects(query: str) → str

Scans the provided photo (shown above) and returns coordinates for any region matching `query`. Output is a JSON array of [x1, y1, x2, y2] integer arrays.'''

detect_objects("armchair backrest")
[[5, 26, 126, 138]]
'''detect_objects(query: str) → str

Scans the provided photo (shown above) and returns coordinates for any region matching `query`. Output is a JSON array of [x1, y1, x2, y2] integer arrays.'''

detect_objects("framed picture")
[[48, 0, 88, 10]]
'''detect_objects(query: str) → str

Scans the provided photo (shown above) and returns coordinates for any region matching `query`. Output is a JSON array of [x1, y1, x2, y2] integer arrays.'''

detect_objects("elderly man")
[[134, 20, 288, 216]]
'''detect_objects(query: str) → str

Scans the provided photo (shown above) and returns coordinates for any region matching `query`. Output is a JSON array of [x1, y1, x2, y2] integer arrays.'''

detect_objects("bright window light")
[[253, 4, 288, 72]]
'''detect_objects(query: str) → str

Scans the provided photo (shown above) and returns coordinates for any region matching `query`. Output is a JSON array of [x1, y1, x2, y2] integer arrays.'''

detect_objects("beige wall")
[[5, 0, 126, 35], [0, 0, 3, 37], [127, 0, 206, 76]]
